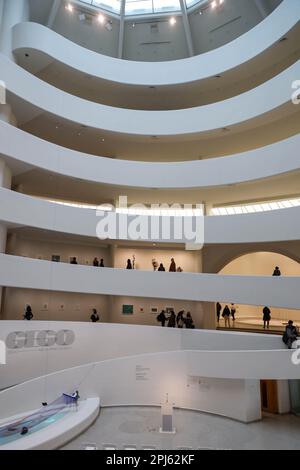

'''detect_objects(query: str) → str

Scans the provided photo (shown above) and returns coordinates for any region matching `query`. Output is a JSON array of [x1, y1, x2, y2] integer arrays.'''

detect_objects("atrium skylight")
[[78, 0, 207, 17]]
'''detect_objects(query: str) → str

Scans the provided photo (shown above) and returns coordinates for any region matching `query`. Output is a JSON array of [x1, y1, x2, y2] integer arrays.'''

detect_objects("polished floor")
[[62, 407, 300, 450]]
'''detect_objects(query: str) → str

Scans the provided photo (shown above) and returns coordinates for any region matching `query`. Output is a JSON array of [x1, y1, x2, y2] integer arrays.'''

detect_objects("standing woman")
[[263, 306, 271, 329], [222, 305, 231, 328], [169, 258, 176, 272], [167, 311, 176, 328], [126, 259, 133, 269], [24, 305, 33, 321]]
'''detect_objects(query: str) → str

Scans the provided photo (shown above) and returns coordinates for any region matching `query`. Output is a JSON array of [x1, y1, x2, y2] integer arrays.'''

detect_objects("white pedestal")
[[159, 401, 176, 434]]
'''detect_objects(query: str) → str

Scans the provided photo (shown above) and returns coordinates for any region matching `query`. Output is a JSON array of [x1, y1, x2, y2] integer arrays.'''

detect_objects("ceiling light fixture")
[[97, 13, 105, 24], [169, 17, 176, 26], [65, 3, 73, 12]]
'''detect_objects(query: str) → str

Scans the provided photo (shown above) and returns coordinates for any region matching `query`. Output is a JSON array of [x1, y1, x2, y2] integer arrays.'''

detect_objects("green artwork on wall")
[[122, 304, 134, 315]]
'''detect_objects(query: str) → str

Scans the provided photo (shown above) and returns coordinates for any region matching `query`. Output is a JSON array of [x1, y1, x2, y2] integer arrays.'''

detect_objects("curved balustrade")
[[0, 254, 298, 309], [12, 0, 300, 88], [1, 122, 300, 189], [1, 53, 299, 138], [0, 321, 284, 390], [0, 348, 299, 426], [0, 188, 300, 244]]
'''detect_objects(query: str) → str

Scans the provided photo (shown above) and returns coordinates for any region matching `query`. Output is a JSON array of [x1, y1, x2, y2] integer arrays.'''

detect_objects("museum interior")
[[0, 0, 300, 451]]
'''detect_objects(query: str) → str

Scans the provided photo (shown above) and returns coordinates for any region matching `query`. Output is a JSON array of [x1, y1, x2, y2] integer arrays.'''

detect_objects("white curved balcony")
[[0, 321, 285, 390], [12, 0, 300, 91], [2, 53, 299, 139], [0, 347, 299, 427], [0, 188, 300, 244], [0, 254, 298, 309], [1, 121, 300, 189]]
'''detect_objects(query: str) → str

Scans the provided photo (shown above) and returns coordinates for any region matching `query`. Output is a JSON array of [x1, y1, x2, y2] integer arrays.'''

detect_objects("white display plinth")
[[159, 397, 176, 434]]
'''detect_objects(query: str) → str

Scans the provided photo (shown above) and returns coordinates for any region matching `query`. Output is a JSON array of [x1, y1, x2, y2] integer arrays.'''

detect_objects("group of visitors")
[[152, 258, 183, 272], [156, 309, 195, 329], [216, 302, 236, 327], [70, 257, 105, 267], [22, 305, 101, 323], [93, 258, 105, 267]]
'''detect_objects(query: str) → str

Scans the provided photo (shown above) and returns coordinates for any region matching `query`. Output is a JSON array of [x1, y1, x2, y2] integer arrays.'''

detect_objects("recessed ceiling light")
[[65, 3, 73, 12], [97, 13, 105, 24], [169, 17, 176, 26]]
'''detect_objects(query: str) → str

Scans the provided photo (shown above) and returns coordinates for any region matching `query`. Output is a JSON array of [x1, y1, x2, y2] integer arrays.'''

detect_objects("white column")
[[0, 0, 29, 60], [0, 105, 13, 313], [204, 203, 213, 216], [47, 0, 61, 29], [0, 157, 12, 312], [179, 0, 194, 57], [0, 104, 17, 126], [0, 0, 4, 31], [117, 0, 126, 59], [202, 302, 217, 330], [254, 0, 269, 19]]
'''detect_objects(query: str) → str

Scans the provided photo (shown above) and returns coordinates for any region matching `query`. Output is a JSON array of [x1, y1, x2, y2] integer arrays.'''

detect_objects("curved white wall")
[[0, 254, 299, 309], [1, 53, 298, 137], [0, 347, 298, 423], [1, 122, 300, 189], [12, 0, 300, 87], [0, 321, 284, 389], [0, 188, 300, 244]]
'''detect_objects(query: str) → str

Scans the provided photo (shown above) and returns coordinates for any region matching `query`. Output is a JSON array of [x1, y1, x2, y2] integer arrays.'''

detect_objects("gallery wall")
[[220, 251, 300, 322]]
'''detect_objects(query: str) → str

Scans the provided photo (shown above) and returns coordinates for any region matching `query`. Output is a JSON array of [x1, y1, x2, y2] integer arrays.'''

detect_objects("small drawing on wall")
[[122, 305, 134, 315], [41, 303, 49, 311], [59, 304, 65, 311], [52, 255, 61, 262], [150, 306, 158, 314], [139, 307, 144, 313]]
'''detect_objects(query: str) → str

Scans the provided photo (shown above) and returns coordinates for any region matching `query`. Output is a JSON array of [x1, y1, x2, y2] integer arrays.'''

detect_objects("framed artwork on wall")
[[41, 303, 49, 311], [139, 307, 144, 313], [52, 255, 61, 262], [59, 304, 65, 311], [122, 305, 134, 315], [150, 306, 158, 314]]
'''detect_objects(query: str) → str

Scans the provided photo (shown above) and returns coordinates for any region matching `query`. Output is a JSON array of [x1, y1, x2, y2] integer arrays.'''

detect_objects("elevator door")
[[260, 380, 279, 414]]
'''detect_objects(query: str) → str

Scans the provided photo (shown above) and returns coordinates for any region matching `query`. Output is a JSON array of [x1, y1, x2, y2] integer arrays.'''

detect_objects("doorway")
[[260, 380, 279, 414]]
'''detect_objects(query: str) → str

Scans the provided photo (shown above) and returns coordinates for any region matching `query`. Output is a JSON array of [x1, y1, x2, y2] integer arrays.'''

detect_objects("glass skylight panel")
[[211, 198, 300, 216], [92, 0, 121, 13], [79, 0, 122, 14], [185, 0, 202, 8], [153, 0, 181, 13], [80, 0, 181, 16], [125, 0, 153, 15]]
